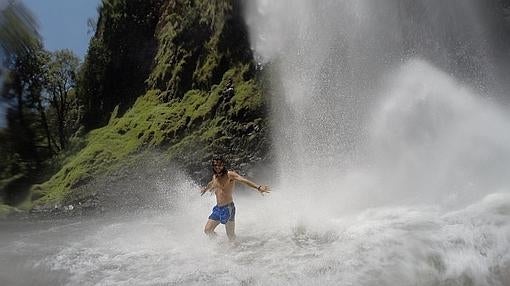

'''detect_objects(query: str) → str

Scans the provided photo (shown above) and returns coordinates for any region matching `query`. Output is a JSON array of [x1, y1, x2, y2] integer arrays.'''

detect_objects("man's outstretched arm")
[[229, 171, 270, 194], [200, 180, 214, 196]]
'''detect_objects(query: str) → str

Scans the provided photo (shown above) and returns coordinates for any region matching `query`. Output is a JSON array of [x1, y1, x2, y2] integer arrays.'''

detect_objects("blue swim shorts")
[[208, 202, 236, 224]]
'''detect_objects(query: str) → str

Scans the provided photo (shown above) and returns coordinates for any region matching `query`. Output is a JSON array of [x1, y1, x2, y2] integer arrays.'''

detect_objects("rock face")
[[146, 0, 271, 175], [148, 0, 254, 99], [33, 0, 272, 209]]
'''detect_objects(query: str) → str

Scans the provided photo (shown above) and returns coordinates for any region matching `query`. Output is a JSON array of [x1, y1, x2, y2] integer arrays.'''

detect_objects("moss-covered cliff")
[[31, 0, 270, 209]]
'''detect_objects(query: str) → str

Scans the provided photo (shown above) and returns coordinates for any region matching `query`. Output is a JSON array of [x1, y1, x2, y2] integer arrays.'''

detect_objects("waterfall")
[[244, 0, 510, 209]]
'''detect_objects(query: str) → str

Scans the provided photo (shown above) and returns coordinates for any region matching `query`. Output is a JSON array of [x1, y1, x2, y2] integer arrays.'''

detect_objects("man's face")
[[212, 160, 224, 173]]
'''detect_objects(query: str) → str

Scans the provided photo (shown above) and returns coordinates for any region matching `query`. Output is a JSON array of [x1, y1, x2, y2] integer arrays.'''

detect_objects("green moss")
[[230, 79, 262, 116], [148, 0, 247, 100], [194, 51, 219, 86], [35, 90, 164, 205], [166, 116, 223, 157]]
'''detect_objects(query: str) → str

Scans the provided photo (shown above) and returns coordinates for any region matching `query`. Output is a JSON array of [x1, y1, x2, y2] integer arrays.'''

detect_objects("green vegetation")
[[35, 61, 267, 205], [148, 0, 253, 99], [0, 3, 85, 210]]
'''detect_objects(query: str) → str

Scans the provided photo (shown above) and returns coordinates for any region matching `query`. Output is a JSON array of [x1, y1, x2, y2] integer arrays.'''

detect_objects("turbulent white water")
[[1, 184, 510, 285], [2, 1, 510, 285]]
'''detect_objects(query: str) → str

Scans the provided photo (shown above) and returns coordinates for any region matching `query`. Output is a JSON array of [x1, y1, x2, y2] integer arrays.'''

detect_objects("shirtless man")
[[200, 156, 270, 240]]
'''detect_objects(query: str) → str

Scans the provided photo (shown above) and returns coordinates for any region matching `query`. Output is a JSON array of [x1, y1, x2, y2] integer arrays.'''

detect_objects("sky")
[[1, 0, 100, 127], [22, 0, 101, 59]]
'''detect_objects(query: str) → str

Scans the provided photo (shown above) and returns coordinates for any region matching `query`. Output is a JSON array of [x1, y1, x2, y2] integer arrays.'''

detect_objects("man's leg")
[[204, 219, 220, 237], [225, 220, 236, 241]]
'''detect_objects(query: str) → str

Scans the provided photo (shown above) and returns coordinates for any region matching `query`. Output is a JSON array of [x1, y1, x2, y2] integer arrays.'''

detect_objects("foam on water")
[[2, 189, 509, 285]]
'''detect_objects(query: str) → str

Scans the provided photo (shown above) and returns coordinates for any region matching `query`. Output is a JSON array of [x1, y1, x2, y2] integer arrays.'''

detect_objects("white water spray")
[[244, 0, 510, 209]]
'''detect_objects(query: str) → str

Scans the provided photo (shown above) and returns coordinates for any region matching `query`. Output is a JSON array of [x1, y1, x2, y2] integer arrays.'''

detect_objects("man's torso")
[[212, 172, 235, 205]]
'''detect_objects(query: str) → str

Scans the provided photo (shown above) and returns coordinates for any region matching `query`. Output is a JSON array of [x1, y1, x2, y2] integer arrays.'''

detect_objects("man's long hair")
[[212, 156, 228, 177]]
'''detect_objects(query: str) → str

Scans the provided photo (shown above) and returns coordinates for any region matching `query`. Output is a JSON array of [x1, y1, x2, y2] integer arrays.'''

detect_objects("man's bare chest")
[[213, 176, 235, 191]]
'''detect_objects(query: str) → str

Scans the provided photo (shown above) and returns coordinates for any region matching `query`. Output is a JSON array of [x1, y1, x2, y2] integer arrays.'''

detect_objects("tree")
[[0, 1, 39, 66], [0, 2, 49, 183], [45, 49, 80, 150], [0, 42, 49, 166]]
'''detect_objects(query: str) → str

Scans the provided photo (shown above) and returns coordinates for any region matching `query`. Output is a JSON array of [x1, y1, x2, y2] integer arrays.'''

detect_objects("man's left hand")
[[258, 185, 270, 195]]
